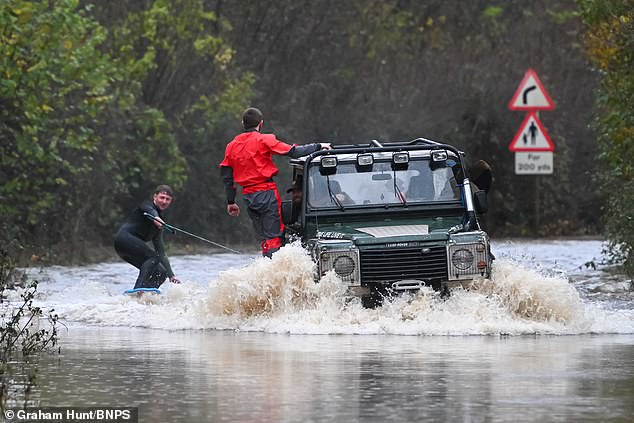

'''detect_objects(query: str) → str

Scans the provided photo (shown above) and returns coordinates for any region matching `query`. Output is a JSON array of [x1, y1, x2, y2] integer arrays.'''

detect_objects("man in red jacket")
[[220, 107, 331, 257]]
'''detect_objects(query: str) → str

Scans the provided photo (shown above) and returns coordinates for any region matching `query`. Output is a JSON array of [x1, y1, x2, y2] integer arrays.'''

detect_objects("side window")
[[307, 168, 329, 207], [288, 171, 304, 207]]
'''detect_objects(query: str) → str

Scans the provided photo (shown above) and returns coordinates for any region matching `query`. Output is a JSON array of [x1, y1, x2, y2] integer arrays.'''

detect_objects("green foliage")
[[89, 0, 254, 236], [547, 8, 580, 24], [0, 0, 256, 259], [1, 0, 109, 227], [578, 0, 634, 276], [0, 282, 58, 358], [0, 0, 188, 256], [483, 6, 504, 18], [1, 248, 59, 412]]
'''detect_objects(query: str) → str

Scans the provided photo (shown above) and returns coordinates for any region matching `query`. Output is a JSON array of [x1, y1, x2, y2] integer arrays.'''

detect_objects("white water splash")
[[17, 241, 634, 335], [471, 260, 585, 324]]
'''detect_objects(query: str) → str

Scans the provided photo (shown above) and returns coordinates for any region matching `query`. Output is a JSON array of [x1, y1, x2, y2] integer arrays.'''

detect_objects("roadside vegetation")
[[578, 0, 634, 279], [0, 248, 60, 413], [0, 0, 632, 275]]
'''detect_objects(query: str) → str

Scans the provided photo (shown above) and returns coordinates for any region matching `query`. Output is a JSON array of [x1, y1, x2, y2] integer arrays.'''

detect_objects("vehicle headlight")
[[448, 231, 491, 280], [317, 246, 360, 285], [451, 248, 474, 270], [333, 255, 356, 277]]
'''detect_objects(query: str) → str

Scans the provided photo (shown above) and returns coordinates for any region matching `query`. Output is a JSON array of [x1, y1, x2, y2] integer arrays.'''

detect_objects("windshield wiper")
[[326, 177, 345, 211], [393, 172, 407, 205]]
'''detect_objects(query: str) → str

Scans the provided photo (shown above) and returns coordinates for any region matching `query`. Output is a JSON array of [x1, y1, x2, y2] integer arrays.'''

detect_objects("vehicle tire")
[[361, 291, 382, 309], [440, 283, 451, 299]]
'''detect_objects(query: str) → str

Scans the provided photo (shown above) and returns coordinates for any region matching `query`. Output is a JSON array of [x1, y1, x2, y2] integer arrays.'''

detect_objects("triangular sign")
[[509, 113, 555, 152], [509, 68, 555, 111]]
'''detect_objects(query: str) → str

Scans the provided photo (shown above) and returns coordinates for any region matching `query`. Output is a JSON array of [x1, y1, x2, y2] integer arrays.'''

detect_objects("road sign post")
[[508, 68, 555, 234]]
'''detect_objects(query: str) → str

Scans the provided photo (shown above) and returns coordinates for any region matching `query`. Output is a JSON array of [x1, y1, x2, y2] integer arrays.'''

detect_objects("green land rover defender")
[[281, 137, 493, 308]]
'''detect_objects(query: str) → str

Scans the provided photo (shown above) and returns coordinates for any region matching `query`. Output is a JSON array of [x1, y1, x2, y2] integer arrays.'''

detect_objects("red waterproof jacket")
[[220, 131, 292, 194]]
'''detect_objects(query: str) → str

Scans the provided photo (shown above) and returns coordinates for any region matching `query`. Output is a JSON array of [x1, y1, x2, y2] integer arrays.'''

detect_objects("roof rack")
[[379, 137, 444, 147], [334, 137, 443, 149]]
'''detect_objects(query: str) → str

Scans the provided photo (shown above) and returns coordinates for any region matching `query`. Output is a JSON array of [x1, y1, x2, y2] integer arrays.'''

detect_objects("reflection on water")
[[33, 328, 634, 422]]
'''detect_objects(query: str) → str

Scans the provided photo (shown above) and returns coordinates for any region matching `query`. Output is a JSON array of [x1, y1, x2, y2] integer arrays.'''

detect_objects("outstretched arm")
[[141, 201, 168, 230], [286, 142, 332, 158]]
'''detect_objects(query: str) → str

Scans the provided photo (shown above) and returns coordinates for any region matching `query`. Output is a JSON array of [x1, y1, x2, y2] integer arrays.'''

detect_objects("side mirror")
[[281, 199, 299, 225], [473, 190, 488, 214]]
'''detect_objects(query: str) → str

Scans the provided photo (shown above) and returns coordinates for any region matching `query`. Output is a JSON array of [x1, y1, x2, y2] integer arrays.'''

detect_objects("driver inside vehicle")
[[330, 180, 354, 205], [287, 177, 303, 206], [309, 177, 354, 207]]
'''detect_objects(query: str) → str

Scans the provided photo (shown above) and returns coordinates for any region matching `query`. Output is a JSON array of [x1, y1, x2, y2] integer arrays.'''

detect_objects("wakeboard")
[[124, 287, 161, 295]]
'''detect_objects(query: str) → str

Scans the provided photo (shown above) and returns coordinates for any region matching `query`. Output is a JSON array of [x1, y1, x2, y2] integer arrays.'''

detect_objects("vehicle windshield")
[[306, 158, 462, 209]]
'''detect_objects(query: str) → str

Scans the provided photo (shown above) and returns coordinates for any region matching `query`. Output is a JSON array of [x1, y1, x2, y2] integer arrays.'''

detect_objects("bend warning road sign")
[[509, 68, 555, 111], [509, 112, 555, 152]]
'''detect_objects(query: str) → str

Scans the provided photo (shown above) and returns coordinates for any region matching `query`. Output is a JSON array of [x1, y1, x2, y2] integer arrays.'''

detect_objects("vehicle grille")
[[359, 246, 448, 284]]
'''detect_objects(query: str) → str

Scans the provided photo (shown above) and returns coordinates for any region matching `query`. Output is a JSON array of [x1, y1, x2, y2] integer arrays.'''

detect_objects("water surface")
[[10, 239, 634, 422]]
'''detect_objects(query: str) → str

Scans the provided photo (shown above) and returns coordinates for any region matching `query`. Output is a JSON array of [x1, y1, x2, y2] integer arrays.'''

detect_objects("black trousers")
[[114, 231, 167, 289], [243, 189, 284, 257]]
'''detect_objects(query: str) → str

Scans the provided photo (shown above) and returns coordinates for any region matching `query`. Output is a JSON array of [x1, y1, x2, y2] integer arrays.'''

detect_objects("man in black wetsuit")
[[114, 185, 181, 289]]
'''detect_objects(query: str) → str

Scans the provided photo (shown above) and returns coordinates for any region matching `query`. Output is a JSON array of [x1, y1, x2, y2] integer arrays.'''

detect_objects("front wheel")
[[361, 290, 383, 309]]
